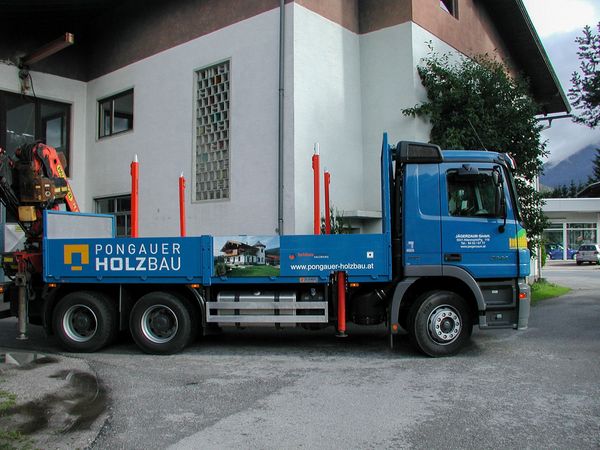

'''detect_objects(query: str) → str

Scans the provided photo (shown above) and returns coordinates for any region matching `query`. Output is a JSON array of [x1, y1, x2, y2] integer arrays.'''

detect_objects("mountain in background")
[[541, 144, 599, 188]]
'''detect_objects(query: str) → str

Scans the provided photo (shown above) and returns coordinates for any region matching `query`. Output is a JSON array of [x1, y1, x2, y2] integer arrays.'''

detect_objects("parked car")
[[545, 243, 577, 260], [575, 244, 600, 265]]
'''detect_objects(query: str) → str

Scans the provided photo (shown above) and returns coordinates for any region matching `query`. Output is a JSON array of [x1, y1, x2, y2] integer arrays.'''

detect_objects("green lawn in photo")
[[227, 265, 280, 277]]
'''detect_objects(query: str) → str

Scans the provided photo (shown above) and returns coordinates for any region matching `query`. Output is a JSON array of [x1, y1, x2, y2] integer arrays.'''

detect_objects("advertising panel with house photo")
[[213, 236, 280, 277]]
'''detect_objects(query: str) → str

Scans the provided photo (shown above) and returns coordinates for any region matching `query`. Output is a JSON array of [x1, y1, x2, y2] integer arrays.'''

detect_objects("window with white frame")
[[194, 61, 230, 202]]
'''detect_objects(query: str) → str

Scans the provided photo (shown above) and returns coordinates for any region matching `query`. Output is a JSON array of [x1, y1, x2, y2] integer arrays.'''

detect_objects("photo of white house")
[[213, 235, 279, 277], [220, 240, 266, 265]]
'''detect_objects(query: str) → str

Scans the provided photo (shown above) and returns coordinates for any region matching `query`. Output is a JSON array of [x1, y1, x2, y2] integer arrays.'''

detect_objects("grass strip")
[[531, 279, 571, 305]]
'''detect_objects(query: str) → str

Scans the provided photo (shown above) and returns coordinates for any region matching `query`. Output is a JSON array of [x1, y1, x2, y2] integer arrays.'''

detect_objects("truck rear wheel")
[[53, 291, 118, 352], [129, 292, 192, 355], [408, 290, 470, 357]]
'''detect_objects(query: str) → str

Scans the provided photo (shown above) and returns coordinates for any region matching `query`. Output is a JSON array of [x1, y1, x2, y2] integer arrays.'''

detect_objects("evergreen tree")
[[569, 23, 600, 128], [403, 50, 547, 249], [592, 148, 600, 182], [568, 180, 578, 197]]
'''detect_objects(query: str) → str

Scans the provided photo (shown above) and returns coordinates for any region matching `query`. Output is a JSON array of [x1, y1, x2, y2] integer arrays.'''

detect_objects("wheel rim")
[[427, 304, 461, 345], [140, 304, 179, 344], [63, 305, 98, 343]]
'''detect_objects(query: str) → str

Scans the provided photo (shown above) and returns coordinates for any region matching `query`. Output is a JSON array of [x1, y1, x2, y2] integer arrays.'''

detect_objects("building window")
[[440, 0, 458, 18], [0, 90, 71, 174], [95, 195, 131, 237], [194, 61, 230, 202], [98, 89, 134, 138]]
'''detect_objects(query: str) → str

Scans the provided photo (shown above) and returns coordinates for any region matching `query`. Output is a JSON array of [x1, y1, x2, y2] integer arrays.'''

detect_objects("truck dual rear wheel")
[[53, 291, 118, 352], [129, 292, 192, 355], [408, 290, 471, 357]]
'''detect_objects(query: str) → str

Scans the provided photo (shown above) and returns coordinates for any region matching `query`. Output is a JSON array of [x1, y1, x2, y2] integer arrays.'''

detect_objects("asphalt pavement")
[[0, 260, 597, 449]]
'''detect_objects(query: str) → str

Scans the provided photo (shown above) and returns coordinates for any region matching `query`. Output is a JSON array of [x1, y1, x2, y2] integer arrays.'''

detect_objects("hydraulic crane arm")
[[32, 143, 79, 212], [0, 142, 79, 240]]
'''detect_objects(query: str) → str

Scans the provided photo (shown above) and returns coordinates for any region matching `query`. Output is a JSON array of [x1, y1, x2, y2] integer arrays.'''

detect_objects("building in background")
[[542, 194, 600, 260], [0, 0, 568, 238]]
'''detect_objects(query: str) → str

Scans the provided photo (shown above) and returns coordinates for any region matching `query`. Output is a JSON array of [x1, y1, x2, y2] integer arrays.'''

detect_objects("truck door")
[[440, 163, 518, 278]]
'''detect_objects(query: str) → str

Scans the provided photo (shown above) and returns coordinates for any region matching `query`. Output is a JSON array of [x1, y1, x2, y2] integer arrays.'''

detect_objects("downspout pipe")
[[277, 0, 285, 235]]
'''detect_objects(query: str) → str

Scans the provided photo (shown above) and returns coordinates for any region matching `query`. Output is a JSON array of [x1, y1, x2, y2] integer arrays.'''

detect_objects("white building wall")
[[292, 5, 365, 235], [0, 63, 88, 210], [0, 9, 470, 239], [291, 14, 467, 235], [359, 23, 460, 224], [85, 7, 294, 237]]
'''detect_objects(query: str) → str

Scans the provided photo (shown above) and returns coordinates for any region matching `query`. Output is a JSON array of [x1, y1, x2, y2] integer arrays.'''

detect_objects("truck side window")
[[447, 170, 497, 217]]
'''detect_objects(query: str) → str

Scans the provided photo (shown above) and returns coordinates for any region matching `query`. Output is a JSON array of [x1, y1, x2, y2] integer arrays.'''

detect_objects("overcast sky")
[[522, 0, 600, 164]]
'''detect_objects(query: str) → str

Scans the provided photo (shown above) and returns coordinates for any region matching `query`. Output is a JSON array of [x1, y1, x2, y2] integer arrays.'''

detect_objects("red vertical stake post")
[[337, 271, 347, 337], [312, 143, 321, 235], [179, 172, 186, 237], [324, 170, 331, 234], [130, 154, 139, 238]]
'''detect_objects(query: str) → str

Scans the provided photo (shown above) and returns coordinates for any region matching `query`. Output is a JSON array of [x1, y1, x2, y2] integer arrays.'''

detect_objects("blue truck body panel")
[[403, 163, 443, 267], [44, 237, 207, 284], [43, 233, 392, 285]]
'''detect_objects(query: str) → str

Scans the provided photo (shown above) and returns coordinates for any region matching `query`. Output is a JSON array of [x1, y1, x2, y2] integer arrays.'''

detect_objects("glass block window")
[[195, 61, 230, 202]]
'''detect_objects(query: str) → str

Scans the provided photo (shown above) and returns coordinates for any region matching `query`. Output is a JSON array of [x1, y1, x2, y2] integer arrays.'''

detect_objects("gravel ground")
[[0, 261, 597, 449]]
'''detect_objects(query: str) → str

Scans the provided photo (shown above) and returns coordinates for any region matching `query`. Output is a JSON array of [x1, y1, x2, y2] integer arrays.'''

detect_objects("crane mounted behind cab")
[[0, 135, 531, 357]]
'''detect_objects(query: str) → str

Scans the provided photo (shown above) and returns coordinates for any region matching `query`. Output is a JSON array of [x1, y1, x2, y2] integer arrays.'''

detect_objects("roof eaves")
[[513, 0, 571, 114]]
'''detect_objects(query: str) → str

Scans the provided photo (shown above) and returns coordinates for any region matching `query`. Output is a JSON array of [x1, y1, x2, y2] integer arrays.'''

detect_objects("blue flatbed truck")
[[1, 134, 530, 356]]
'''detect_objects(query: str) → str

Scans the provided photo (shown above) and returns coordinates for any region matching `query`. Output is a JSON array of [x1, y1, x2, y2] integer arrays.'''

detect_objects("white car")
[[575, 244, 600, 265]]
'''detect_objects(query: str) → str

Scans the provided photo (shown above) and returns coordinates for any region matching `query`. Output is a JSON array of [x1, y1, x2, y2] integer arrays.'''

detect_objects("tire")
[[408, 290, 471, 357], [53, 291, 118, 352], [129, 292, 192, 354], [576, 261, 582, 266]]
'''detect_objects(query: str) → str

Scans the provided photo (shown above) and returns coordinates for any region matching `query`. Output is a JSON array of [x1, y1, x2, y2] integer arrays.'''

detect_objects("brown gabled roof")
[[220, 240, 256, 253]]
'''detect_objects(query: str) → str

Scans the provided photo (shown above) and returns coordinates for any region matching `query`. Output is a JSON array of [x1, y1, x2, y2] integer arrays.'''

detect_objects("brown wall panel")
[[87, 0, 290, 80], [3, 0, 513, 81], [295, 0, 359, 33], [295, 0, 412, 35], [412, 0, 512, 64], [358, 0, 412, 34]]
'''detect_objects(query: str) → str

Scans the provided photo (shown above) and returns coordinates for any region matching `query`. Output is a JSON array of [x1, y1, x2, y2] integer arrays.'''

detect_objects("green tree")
[[591, 148, 600, 182], [320, 207, 350, 234], [568, 180, 578, 197], [569, 23, 600, 128], [403, 50, 547, 250]]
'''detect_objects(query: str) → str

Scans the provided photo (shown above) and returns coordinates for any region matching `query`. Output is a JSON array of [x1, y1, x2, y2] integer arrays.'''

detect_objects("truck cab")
[[388, 140, 530, 355]]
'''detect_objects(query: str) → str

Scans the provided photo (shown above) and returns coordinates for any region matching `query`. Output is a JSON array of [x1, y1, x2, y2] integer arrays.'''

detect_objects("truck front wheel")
[[53, 291, 118, 352], [129, 292, 192, 355], [408, 290, 471, 357]]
